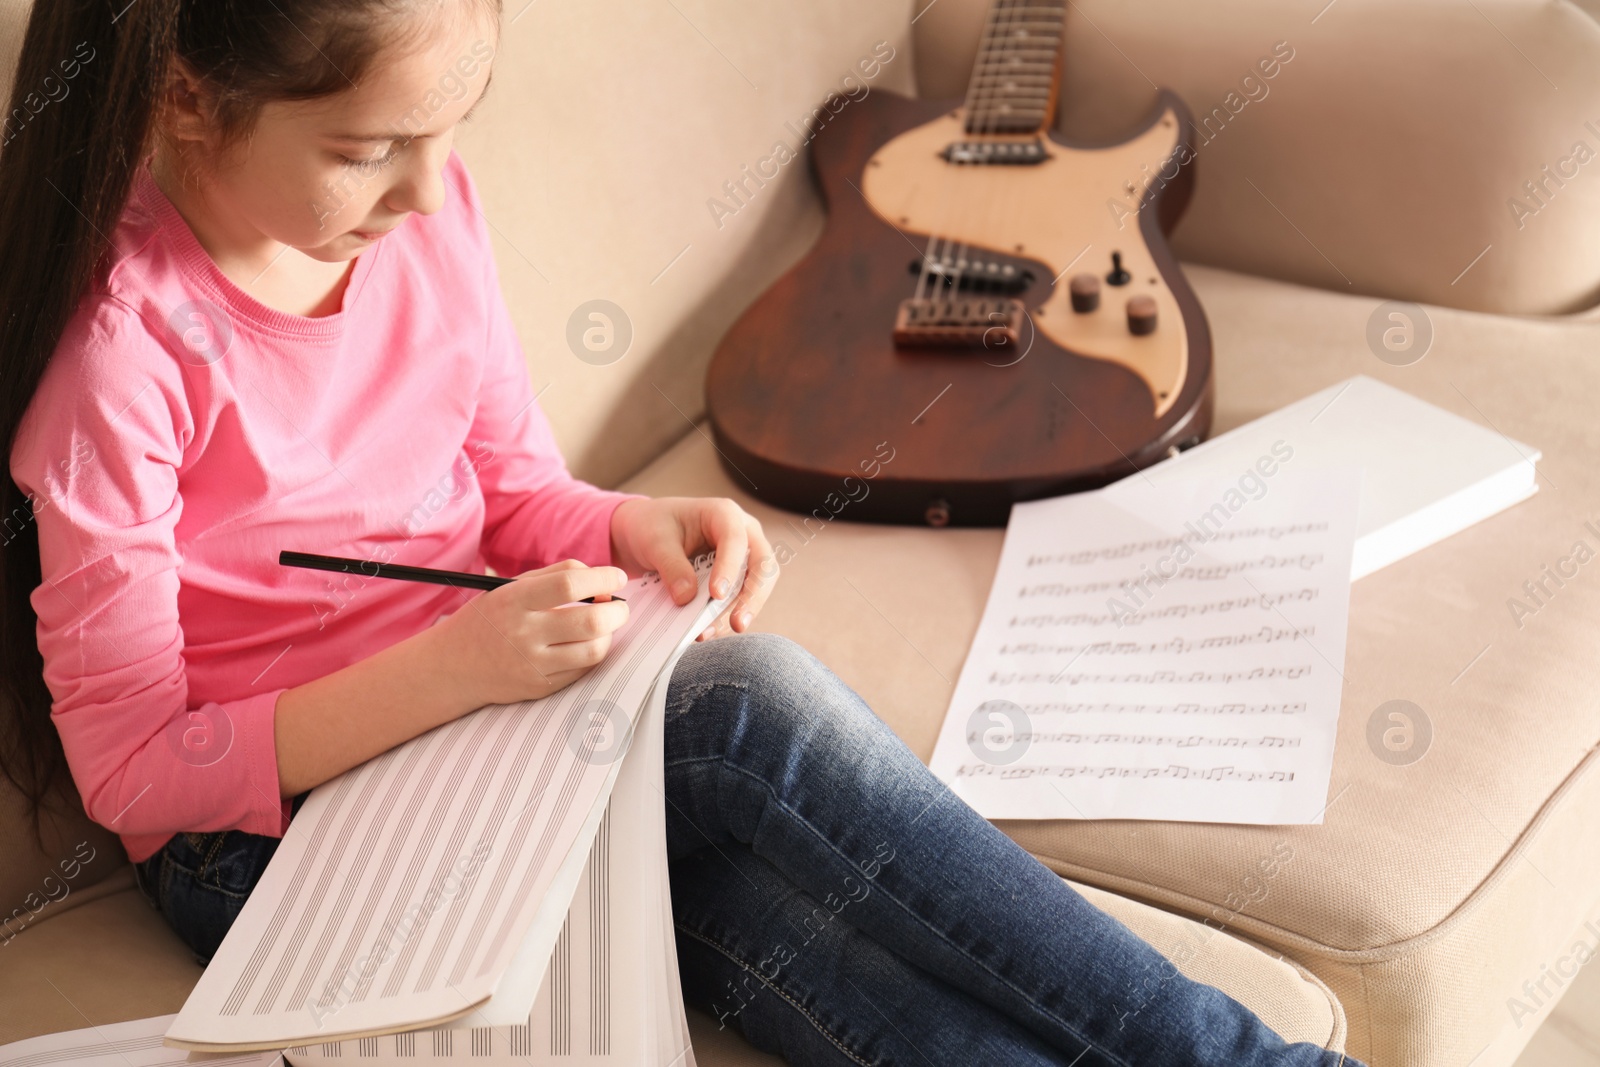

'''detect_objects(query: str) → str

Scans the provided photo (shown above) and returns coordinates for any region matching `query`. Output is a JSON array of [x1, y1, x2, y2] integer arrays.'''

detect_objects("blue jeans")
[[134, 633, 1359, 1067], [133, 789, 312, 963]]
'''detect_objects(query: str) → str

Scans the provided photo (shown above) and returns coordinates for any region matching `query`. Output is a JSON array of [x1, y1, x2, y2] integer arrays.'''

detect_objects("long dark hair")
[[0, 0, 497, 848]]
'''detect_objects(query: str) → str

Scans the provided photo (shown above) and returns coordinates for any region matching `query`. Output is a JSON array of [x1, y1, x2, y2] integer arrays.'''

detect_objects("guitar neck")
[[963, 0, 1068, 136]]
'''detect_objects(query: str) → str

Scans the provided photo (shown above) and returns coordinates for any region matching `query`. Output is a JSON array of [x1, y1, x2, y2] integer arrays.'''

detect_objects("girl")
[[0, 3, 1357, 1065]]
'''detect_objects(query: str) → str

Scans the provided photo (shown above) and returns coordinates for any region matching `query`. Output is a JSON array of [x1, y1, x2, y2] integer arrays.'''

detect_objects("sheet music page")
[[166, 558, 726, 1052], [928, 467, 1360, 825]]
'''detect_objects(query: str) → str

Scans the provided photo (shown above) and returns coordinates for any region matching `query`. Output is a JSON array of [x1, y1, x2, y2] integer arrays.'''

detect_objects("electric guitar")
[[704, 0, 1213, 526]]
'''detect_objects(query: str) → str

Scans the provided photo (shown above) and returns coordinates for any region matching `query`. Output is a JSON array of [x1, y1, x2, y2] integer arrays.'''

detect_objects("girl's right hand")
[[432, 559, 630, 708]]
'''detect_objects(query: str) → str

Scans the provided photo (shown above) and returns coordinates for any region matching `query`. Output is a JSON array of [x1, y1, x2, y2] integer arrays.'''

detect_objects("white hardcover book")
[[1139, 375, 1540, 579]]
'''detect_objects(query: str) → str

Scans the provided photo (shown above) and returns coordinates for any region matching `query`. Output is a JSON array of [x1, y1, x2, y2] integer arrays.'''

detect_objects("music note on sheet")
[[928, 466, 1361, 825]]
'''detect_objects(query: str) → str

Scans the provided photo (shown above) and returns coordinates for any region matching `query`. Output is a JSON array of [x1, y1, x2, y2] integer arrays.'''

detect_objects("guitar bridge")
[[893, 298, 1026, 349]]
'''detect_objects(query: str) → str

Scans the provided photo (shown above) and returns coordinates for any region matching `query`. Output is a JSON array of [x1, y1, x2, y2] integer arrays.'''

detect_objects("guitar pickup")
[[893, 297, 1026, 349], [907, 257, 1034, 294], [940, 139, 1049, 165]]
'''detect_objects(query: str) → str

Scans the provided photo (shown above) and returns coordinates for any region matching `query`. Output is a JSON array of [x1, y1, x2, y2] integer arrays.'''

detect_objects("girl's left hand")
[[608, 496, 778, 641]]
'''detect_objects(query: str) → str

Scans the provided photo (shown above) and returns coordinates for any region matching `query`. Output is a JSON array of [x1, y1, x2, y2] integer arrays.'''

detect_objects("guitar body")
[[705, 87, 1213, 527]]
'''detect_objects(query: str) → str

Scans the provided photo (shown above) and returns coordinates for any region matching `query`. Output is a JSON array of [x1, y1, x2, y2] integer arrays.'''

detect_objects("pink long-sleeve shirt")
[[9, 151, 640, 864]]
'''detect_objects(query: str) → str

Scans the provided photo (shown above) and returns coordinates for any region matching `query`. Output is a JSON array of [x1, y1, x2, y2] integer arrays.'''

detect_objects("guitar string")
[[949, 0, 1032, 302], [914, 0, 1015, 307], [914, 0, 1009, 305], [972, 0, 1065, 309], [945, 0, 1057, 310], [963, 0, 1063, 302], [908, 0, 1063, 321], [934, 1, 996, 304], [938, 0, 1015, 302]]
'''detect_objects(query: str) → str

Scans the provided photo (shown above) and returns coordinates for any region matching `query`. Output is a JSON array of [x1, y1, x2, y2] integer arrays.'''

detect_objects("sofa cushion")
[[619, 263, 1600, 1066], [0, 869, 204, 1048], [0, 0, 25, 97], [0, 871, 1346, 1057], [914, 0, 1600, 317], [0, 778, 129, 955]]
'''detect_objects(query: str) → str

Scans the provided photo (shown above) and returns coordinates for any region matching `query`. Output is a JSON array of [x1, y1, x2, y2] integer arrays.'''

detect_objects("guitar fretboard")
[[963, 0, 1068, 135]]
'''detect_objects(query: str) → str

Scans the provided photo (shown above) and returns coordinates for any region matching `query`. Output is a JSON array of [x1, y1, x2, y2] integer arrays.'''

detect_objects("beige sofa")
[[5, 2, 1600, 1064]]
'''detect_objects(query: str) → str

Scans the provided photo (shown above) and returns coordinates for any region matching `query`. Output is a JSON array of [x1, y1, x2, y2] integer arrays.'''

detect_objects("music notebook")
[[145, 557, 728, 1060], [0, 666, 687, 1066]]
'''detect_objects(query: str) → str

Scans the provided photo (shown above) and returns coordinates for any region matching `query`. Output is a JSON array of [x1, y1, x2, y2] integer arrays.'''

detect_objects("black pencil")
[[278, 551, 625, 602]]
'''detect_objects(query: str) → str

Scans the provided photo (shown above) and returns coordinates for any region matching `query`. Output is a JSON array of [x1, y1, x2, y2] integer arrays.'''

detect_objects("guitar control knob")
[[1106, 251, 1132, 286], [1126, 294, 1158, 336], [1069, 274, 1100, 313]]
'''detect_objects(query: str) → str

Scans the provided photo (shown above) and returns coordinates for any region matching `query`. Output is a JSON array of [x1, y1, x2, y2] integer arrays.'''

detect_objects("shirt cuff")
[[230, 687, 293, 838]]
